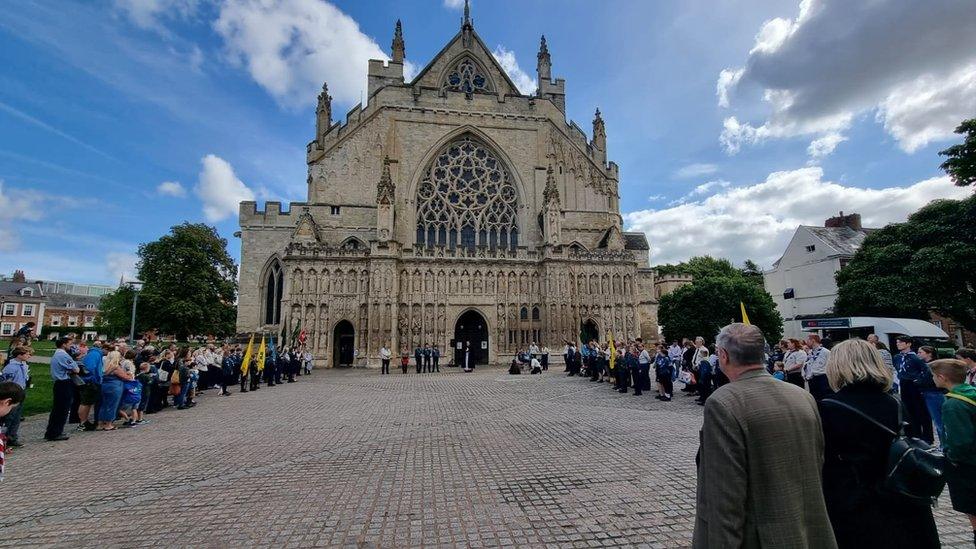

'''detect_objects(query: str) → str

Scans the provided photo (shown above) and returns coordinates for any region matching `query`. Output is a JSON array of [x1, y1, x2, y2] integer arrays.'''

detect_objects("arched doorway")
[[454, 309, 489, 366], [333, 320, 355, 368], [580, 319, 599, 344]]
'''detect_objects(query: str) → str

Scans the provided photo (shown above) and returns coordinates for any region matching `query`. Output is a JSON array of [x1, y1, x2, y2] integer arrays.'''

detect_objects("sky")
[[1, 0, 974, 285]]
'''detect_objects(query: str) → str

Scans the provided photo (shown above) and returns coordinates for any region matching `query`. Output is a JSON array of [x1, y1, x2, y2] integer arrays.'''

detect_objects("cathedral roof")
[[623, 232, 650, 251]]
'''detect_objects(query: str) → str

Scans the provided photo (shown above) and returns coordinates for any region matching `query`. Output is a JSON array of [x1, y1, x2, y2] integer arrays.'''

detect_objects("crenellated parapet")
[[240, 201, 309, 228]]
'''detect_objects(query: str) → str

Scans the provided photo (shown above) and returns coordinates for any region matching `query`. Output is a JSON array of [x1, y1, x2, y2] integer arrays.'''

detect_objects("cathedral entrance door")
[[333, 320, 355, 368], [454, 310, 489, 366], [580, 319, 599, 344]]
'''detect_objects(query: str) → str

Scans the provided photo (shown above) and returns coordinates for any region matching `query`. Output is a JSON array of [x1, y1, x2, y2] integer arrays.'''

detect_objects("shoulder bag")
[[823, 396, 946, 502]]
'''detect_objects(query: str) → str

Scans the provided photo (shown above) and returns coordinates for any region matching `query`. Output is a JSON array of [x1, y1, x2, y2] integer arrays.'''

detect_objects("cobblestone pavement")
[[3, 367, 972, 548]]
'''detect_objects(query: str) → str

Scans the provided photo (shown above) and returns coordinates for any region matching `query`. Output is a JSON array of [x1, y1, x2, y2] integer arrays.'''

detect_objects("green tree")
[[137, 223, 238, 340], [939, 118, 976, 187], [740, 259, 764, 288], [658, 276, 783, 344], [655, 256, 737, 280], [94, 285, 142, 338], [835, 195, 976, 331]]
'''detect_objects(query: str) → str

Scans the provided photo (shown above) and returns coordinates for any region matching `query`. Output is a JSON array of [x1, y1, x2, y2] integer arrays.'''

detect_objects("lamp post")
[[128, 280, 144, 345]]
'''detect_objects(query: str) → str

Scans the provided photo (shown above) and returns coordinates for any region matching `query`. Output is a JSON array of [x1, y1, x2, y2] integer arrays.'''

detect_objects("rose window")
[[416, 136, 518, 250]]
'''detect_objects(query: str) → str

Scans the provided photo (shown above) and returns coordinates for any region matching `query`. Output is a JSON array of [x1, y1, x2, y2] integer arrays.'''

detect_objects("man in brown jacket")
[[693, 323, 836, 548]]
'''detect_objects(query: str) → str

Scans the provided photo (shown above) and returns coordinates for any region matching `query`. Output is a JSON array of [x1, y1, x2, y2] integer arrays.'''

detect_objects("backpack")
[[121, 380, 142, 406], [823, 397, 945, 502]]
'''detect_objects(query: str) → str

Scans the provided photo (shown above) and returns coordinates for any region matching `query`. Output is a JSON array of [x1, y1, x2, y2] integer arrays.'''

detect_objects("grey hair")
[[715, 323, 766, 366]]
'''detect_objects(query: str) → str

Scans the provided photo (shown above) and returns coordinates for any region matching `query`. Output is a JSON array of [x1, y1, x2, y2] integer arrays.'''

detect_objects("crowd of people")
[[688, 324, 976, 549], [0, 334, 314, 450]]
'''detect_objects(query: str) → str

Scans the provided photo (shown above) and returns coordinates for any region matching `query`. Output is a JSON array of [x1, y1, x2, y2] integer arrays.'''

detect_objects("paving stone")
[[1, 368, 971, 547]]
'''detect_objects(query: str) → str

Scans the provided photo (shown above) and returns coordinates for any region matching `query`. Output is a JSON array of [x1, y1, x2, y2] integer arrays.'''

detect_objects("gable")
[[410, 29, 521, 97]]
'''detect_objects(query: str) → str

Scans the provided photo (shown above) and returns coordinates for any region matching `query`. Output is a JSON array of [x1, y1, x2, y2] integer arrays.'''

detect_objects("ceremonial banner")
[[256, 334, 267, 372], [241, 333, 255, 376], [608, 331, 616, 371], [740, 302, 751, 325]]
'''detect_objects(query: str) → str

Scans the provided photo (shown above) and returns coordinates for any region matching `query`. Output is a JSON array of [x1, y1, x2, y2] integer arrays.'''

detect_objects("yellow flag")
[[241, 333, 255, 376], [256, 334, 267, 372], [740, 302, 751, 325], [608, 331, 616, 371]]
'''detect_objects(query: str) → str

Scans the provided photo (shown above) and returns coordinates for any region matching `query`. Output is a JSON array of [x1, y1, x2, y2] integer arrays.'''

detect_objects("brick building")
[[0, 270, 45, 340]]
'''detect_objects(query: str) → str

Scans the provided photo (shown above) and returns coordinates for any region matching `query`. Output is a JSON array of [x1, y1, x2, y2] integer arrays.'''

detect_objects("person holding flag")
[[607, 332, 617, 387], [240, 334, 254, 393]]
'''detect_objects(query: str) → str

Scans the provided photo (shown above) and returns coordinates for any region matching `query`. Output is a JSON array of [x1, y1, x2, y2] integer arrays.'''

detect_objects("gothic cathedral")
[[237, 7, 660, 367]]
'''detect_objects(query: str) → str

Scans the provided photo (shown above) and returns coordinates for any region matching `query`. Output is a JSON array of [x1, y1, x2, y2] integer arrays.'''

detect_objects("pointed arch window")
[[443, 58, 493, 94], [416, 135, 519, 251], [263, 259, 284, 325]]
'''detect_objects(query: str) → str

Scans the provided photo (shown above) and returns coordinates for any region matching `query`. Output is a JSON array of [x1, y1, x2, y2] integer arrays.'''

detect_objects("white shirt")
[[638, 349, 651, 364], [783, 350, 807, 373], [530, 357, 541, 370], [803, 346, 830, 379], [379, 347, 392, 360], [529, 344, 540, 355]]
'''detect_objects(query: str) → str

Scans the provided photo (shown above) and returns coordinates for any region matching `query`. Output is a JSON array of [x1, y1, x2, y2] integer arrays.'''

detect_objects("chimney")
[[824, 211, 862, 231], [12, 269, 26, 282]]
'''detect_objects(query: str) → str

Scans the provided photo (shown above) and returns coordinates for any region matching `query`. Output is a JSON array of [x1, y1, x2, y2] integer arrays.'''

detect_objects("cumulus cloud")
[[0, 181, 50, 251], [214, 0, 392, 107], [196, 154, 255, 222], [105, 251, 139, 283], [623, 167, 971, 267], [807, 132, 847, 160], [674, 163, 718, 179], [717, 0, 976, 155], [492, 46, 536, 95], [156, 180, 187, 197]]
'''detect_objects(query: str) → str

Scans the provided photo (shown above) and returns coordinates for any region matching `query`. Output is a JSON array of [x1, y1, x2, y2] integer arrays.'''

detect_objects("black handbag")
[[823, 397, 946, 502]]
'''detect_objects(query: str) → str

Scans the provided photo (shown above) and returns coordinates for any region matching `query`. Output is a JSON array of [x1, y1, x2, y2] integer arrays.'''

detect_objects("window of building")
[[85, 303, 96, 310], [330, 206, 341, 215], [19, 287, 34, 296], [442, 57, 492, 95], [84, 316, 94, 326], [805, 245, 816, 253], [22, 304, 34, 317], [68, 316, 78, 327], [415, 135, 519, 251], [263, 259, 284, 325], [0, 323, 13, 336], [520, 307, 528, 320], [51, 316, 62, 327], [2, 304, 15, 316], [531, 306, 540, 321]]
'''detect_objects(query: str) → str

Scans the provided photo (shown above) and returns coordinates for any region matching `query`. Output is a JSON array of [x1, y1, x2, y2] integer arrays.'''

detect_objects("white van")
[[800, 317, 954, 356]]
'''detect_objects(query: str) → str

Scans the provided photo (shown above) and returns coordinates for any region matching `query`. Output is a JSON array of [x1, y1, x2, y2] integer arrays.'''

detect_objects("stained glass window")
[[443, 58, 492, 94], [416, 136, 518, 250]]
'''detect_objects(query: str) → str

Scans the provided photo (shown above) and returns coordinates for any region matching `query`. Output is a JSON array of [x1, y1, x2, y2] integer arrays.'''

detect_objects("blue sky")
[[1, 0, 973, 284]]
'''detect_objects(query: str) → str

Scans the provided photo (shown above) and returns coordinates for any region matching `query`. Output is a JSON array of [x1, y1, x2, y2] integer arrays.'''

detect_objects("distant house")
[[764, 212, 874, 339], [0, 270, 45, 340], [1, 270, 112, 342]]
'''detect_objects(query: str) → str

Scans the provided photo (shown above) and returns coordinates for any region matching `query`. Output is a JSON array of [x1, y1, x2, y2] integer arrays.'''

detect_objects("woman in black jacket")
[[819, 338, 940, 548]]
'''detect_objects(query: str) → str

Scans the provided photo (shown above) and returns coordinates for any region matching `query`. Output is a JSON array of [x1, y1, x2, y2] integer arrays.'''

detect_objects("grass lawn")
[[22, 368, 54, 417], [30, 339, 56, 357]]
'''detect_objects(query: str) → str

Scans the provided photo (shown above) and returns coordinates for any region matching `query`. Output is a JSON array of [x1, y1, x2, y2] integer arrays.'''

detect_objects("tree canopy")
[[939, 118, 976, 187], [654, 256, 764, 288], [95, 285, 143, 338], [656, 255, 782, 343], [835, 194, 976, 332], [132, 223, 238, 340]]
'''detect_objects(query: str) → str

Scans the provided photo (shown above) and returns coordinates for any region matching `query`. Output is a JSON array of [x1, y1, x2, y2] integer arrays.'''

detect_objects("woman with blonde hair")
[[819, 338, 939, 548], [96, 350, 135, 431]]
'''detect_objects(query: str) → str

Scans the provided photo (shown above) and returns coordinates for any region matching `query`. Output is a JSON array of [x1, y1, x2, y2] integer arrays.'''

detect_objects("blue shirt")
[[2, 359, 29, 388], [49, 348, 79, 381], [82, 348, 104, 384]]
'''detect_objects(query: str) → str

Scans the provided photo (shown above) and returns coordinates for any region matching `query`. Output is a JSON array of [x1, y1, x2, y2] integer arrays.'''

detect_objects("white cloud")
[[214, 0, 392, 107], [674, 163, 718, 179], [717, 0, 976, 154], [492, 46, 536, 95], [113, 0, 199, 33], [0, 181, 52, 251], [668, 179, 731, 206], [623, 167, 972, 267], [105, 251, 139, 284], [807, 132, 847, 160], [156, 180, 187, 197], [443, 0, 465, 9], [195, 154, 255, 222]]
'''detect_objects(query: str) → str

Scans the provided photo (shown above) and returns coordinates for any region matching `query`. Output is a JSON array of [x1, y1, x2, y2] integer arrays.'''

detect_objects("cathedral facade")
[[237, 9, 660, 367]]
